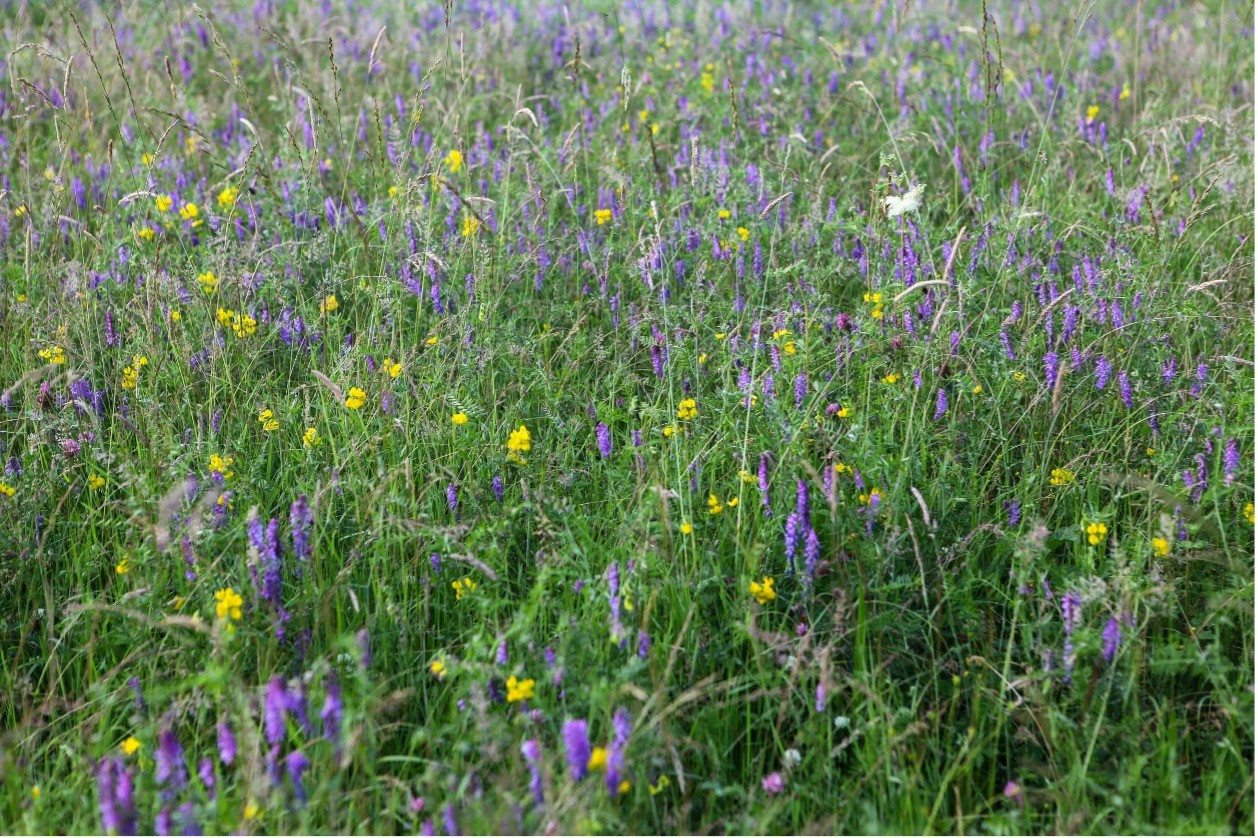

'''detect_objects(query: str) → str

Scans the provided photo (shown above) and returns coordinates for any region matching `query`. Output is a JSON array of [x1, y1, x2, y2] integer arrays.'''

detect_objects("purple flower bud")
[[1118, 371, 1133, 408], [793, 373, 807, 409], [933, 388, 947, 421], [492, 475, 504, 502], [595, 422, 612, 458], [1043, 352, 1060, 388], [290, 494, 312, 563], [321, 675, 343, 749]]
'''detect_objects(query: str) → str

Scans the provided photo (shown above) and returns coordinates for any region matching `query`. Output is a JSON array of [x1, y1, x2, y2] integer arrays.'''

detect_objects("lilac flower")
[[803, 527, 821, 580], [443, 804, 459, 836], [198, 758, 215, 798], [815, 682, 827, 712], [321, 675, 343, 750], [290, 494, 312, 563], [1102, 616, 1122, 663], [759, 452, 771, 516], [1095, 356, 1112, 389], [933, 388, 947, 421], [1043, 352, 1060, 388], [793, 373, 807, 409], [1118, 371, 1133, 408], [217, 720, 236, 766], [595, 422, 612, 458], [637, 629, 651, 659], [286, 750, 310, 804], [492, 475, 504, 502], [606, 706, 633, 795], [521, 739, 544, 804], [155, 728, 188, 793], [264, 678, 288, 745], [562, 719, 591, 781], [608, 561, 625, 642], [784, 513, 801, 566], [1223, 438, 1240, 486], [97, 757, 137, 836]]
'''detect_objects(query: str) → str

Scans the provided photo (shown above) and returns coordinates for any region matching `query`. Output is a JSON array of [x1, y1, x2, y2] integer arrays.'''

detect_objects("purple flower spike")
[[562, 719, 591, 781]]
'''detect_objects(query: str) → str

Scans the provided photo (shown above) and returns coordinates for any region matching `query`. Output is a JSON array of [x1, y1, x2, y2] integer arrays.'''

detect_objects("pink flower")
[[761, 772, 784, 796]]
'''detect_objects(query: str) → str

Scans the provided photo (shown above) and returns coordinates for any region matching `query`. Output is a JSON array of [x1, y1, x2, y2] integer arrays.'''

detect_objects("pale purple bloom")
[[155, 728, 187, 793], [264, 678, 288, 745], [934, 388, 947, 421], [521, 739, 544, 804], [1118, 371, 1133, 408], [1095, 356, 1112, 389], [492, 475, 504, 502], [1043, 352, 1060, 388], [286, 750, 310, 804], [217, 720, 236, 766], [595, 422, 612, 458], [290, 494, 312, 563]]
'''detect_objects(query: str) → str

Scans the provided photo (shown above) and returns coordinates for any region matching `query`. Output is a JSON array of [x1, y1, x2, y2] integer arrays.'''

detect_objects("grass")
[[0, 0, 1253, 834]]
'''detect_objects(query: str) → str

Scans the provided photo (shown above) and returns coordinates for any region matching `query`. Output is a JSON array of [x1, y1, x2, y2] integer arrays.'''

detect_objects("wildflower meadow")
[[0, 0, 1254, 834]]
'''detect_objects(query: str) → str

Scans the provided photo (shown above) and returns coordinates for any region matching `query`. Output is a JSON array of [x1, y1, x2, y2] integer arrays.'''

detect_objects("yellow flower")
[[677, 399, 698, 421], [209, 454, 235, 479], [1119, 83, 1131, 101], [649, 775, 671, 795], [587, 747, 609, 772], [384, 358, 403, 378], [1084, 521, 1109, 546], [345, 387, 367, 410], [115, 558, 131, 575], [618, 780, 631, 794], [425, 335, 439, 346], [244, 803, 259, 821], [444, 149, 463, 172], [1245, 503, 1255, 525], [836, 405, 852, 418], [452, 412, 469, 425], [31, 786, 40, 801], [257, 409, 279, 432], [972, 384, 983, 395], [727, 497, 739, 508], [302, 427, 321, 447], [170, 310, 181, 321], [141, 153, 155, 166], [749, 576, 776, 605], [452, 577, 477, 600], [1151, 537, 1170, 557], [155, 195, 173, 212], [662, 425, 676, 437], [594, 208, 613, 226], [217, 185, 239, 208], [714, 332, 726, 340], [863, 292, 883, 304], [38, 345, 67, 365], [1086, 104, 1100, 124], [179, 202, 200, 221], [121, 737, 142, 756], [881, 372, 900, 385], [461, 215, 479, 237], [834, 462, 850, 475], [507, 424, 532, 459], [215, 588, 243, 621], [680, 522, 693, 535], [708, 493, 724, 515], [430, 660, 447, 679], [505, 675, 535, 703], [88, 475, 106, 490], [717, 209, 731, 220], [1049, 467, 1075, 487], [0, 481, 16, 498], [698, 353, 707, 364], [737, 226, 750, 242], [321, 294, 339, 313], [1013, 371, 1027, 382]]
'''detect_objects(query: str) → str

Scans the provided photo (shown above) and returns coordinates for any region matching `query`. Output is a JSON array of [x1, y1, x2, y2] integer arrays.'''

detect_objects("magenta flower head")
[[562, 719, 591, 781], [761, 772, 785, 796]]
